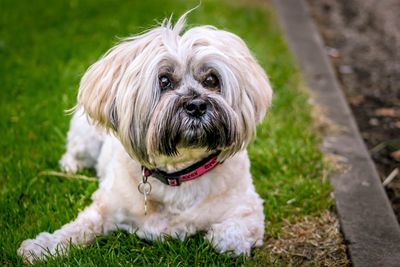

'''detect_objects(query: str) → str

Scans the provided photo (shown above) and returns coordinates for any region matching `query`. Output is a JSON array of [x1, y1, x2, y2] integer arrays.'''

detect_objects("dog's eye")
[[203, 74, 220, 89], [159, 75, 173, 91]]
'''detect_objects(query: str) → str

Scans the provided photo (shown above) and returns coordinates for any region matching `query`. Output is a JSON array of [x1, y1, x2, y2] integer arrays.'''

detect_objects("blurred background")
[[307, 0, 400, 221]]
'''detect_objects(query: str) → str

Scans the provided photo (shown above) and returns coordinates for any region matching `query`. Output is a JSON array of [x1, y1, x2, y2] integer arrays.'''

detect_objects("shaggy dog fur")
[[18, 14, 272, 262]]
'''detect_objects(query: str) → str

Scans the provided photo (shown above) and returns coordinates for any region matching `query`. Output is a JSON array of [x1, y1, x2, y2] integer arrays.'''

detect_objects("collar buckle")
[[167, 178, 180, 186]]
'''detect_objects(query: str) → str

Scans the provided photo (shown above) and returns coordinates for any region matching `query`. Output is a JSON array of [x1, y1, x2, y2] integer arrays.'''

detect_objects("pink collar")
[[142, 152, 220, 186]]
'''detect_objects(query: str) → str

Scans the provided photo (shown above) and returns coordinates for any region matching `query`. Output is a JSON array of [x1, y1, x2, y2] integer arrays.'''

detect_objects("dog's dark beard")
[[149, 96, 239, 157]]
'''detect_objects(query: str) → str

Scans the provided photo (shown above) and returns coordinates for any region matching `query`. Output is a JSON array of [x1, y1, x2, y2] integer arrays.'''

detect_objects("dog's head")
[[77, 15, 272, 167]]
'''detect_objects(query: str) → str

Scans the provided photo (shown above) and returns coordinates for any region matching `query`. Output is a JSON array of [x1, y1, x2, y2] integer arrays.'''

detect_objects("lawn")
[[0, 0, 332, 265]]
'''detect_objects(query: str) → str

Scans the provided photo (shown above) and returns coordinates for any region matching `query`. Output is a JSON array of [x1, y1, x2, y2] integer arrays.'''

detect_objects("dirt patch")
[[267, 211, 350, 266], [306, 0, 400, 221]]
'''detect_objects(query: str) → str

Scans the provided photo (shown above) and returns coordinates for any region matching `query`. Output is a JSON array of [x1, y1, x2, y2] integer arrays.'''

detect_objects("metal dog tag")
[[138, 178, 152, 216]]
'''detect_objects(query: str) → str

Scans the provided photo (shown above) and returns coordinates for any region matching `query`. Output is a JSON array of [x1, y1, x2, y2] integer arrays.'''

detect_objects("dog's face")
[[77, 17, 272, 167]]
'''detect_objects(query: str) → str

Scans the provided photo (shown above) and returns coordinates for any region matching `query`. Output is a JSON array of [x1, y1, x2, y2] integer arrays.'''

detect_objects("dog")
[[18, 13, 272, 262]]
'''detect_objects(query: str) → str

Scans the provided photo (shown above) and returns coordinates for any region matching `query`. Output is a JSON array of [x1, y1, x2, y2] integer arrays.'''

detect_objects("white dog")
[[18, 13, 272, 262]]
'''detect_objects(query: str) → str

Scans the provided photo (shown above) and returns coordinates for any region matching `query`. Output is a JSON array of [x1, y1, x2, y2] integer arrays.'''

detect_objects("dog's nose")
[[185, 99, 208, 117]]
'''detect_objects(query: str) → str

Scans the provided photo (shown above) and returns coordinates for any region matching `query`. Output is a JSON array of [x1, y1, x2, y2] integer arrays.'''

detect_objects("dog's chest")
[[149, 178, 211, 212]]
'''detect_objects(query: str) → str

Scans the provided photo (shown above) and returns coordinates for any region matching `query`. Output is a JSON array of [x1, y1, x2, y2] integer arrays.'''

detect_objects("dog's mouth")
[[155, 110, 237, 156], [179, 114, 225, 148]]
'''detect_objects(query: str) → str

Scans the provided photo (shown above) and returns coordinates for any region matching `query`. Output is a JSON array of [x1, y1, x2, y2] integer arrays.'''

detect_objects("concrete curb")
[[272, 0, 400, 266]]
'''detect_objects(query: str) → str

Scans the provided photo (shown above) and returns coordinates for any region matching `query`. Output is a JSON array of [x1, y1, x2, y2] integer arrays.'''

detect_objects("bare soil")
[[306, 0, 400, 221]]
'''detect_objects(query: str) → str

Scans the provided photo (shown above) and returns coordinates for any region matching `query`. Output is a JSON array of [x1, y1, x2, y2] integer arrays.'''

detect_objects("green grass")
[[0, 0, 332, 265]]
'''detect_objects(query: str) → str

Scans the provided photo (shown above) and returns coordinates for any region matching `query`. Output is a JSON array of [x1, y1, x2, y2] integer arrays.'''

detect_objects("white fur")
[[18, 14, 271, 263], [59, 109, 104, 173], [19, 114, 264, 261]]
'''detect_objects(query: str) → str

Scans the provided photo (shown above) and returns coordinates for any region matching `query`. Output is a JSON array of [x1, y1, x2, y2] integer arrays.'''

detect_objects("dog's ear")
[[77, 29, 163, 129], [218, 30, 273, 124], [237, 46, 273, 124]]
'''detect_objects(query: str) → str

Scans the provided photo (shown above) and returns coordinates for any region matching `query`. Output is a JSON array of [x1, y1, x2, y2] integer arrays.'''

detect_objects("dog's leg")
[[205, 202, 265, 256], [59, 109, 104, 173], [18, 201, 109, 263]]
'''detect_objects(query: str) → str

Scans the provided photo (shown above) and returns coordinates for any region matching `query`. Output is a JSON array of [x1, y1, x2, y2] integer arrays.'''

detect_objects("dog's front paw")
[[18, 232, 65, 263], [18, 239, 47, 263], [59, 153, 80, 173], [206, 221, 255, 256]]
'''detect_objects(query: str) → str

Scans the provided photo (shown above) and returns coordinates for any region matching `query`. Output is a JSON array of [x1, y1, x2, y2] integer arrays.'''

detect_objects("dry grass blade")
[[38, 170, 97, 182], [383, 168, 399, 186]]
